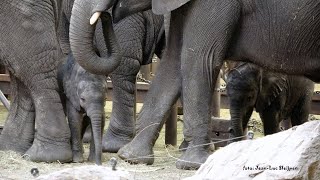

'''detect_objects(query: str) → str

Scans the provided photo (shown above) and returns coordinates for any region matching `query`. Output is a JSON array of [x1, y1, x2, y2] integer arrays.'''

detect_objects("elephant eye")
[[80, 97, 85, 102]]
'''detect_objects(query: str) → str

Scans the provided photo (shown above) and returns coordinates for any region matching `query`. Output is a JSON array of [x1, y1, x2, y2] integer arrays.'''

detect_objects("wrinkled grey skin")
[[58, 53, 107, 165], [78, 0, 320, 170], [226, 62, 314, 143], [67, 0, 164, 153], [0, 0, 73, 162]]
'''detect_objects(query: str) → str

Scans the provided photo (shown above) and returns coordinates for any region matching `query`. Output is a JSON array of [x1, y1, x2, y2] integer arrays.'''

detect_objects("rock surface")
[[186, 121, 320, 180], [36, 165, 132, 180]]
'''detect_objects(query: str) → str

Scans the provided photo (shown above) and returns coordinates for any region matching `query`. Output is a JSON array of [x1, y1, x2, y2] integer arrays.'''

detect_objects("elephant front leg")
[[177, 60, 219, 170], [0, 75, 35, 153], [25, 76, 72, 162], [66, 100, 84, 163], [260, 107, 281, 135], [103, 73, 138, 153], [175, 0, 240, 170]]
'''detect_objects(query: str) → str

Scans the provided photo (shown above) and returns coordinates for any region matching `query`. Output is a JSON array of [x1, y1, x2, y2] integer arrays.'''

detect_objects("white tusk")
[[90, 12, 101, 25]]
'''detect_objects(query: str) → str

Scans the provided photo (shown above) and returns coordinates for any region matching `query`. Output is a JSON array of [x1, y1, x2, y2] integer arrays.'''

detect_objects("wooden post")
[[140, 65, 151, 81], [151, 56, 160, 80], [133, 81, 137, 121], [211, 72, 221, 117], [165, 103, 177, 146]]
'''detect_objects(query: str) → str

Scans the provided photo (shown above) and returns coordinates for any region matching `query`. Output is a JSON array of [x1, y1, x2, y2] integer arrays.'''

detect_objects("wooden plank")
[[0, 81, 11, 95], [0, 74, 10, 82], [1, 77, 320, 115]]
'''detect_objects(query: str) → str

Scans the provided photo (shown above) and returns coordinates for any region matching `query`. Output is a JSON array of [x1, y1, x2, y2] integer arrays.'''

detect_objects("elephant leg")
[[290, 95, 311, 127], [103, 73, 139, 153], [82, 117, 91, 143], [0, 75, 35, 153], [260, 107, 281, 135], [176, 0, 240, 170], [25, 75, 72, 162], [66, 100, 84, 163], [117, 10, 183, 165]]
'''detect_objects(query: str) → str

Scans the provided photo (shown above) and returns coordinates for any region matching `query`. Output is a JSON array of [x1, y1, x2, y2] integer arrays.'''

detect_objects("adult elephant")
[[68, 0, 165, 153], [0, 0, 75, 162], [75, 0, 320, 170], [226, 62, 314, 141]]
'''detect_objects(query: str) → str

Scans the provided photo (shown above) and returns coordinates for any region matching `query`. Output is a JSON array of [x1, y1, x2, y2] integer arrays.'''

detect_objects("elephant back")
[[152, 0, 191, 14]]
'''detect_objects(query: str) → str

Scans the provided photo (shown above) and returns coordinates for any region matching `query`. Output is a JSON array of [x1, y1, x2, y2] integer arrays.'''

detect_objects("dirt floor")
[[0, 102, 260, 180], [0, 83, 319, 179]]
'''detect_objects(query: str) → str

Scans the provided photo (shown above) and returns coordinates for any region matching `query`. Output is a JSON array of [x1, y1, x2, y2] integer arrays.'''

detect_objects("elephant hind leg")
[[117, 9, 183, 165], [103, 65, 140, 153], [0, 74, 35, 153]]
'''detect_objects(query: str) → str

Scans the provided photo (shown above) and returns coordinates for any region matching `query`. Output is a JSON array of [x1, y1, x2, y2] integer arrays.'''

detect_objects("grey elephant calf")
[[58, 53, 107, 165], [226, 62, 314, 142]]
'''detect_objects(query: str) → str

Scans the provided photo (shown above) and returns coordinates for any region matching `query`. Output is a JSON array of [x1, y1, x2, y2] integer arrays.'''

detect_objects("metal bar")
[[140, 65, 151, 81], [0, 90, 9, 110]]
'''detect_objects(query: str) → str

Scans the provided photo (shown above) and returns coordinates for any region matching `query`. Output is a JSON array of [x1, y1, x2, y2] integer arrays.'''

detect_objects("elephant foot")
[[87, 152, 95, 162], [117, 141, 154, 165], [175, 145, 210, 170], [25, 136, 72, 163], [178, 139, 190, 152], [0, 134, 33, 154], [72, 150, 84, 163], [102, 130, 132, 153]]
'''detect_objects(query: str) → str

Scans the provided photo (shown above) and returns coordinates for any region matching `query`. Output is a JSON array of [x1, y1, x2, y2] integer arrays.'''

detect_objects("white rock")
[[186, 121, 320, 180], [36, 165, 132, 180]]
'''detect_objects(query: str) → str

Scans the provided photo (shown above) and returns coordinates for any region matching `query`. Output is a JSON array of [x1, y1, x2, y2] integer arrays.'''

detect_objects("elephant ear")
[[255, 72, 287, 113], [152, 0, 191, 15], [63, 55, 81, 111]]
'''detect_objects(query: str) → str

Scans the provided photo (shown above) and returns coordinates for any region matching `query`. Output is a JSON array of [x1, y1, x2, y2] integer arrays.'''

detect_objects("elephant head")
[[69, 0, 121, 75], [226, 62, 261, 138]]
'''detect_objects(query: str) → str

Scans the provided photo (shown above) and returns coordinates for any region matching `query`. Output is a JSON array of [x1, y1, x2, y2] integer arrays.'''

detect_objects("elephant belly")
[[229, 0, 320, 82]]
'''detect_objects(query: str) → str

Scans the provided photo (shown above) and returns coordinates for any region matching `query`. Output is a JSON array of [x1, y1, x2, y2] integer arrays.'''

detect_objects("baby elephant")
[[226, 62, 314, 142], [58, 53, 107, 165]]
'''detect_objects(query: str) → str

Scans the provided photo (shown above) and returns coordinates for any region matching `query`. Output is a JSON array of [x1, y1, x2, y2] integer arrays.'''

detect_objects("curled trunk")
[[70, 0, 121, 75]]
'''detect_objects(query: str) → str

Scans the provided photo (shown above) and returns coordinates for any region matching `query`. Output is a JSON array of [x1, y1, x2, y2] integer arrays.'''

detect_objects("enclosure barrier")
[[1, 61, 320, 148]]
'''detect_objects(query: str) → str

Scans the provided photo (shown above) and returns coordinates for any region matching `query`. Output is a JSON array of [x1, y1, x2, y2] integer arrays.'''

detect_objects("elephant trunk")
[[70, 0, 121, 75], [87, 109, 104, 165], [229, 108, 244, 143]]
